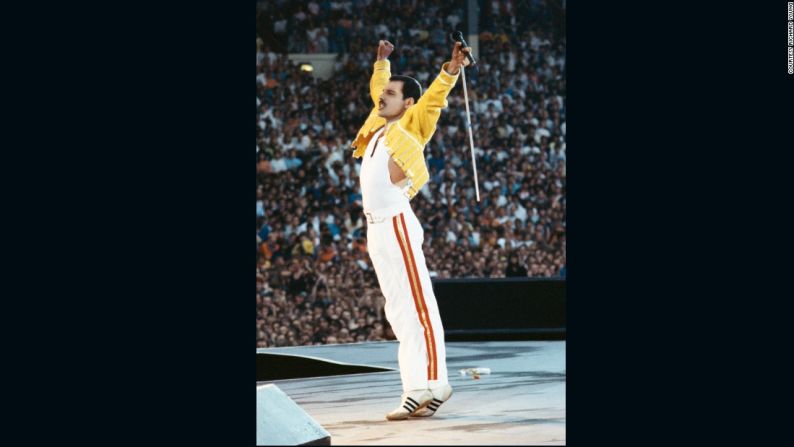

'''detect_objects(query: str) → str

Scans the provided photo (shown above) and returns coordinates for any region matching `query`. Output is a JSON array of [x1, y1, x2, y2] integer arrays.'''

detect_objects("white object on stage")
[[459, 367, 492, 376]]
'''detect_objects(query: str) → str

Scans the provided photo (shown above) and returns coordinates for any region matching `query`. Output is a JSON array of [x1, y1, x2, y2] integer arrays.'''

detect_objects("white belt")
[[364, 212, 389, 224], [363, 203, 412, 225]]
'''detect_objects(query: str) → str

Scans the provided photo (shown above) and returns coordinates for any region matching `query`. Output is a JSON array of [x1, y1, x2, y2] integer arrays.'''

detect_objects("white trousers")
[[367, 207, 448, 393]]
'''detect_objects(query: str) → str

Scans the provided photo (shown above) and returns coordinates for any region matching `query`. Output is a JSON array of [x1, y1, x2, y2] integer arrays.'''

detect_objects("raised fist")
[[377, 40, 395, 61], [447, 41, 471, 74]]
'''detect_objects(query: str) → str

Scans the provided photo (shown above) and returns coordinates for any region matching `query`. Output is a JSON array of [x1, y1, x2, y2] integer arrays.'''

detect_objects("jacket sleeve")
[[369, 59, 391, 106], [350, 60, 390, 158], [410, 62, 460, 141]]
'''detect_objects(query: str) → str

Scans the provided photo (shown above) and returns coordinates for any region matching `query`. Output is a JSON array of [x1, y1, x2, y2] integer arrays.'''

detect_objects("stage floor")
[[258, 340, 566, 445]]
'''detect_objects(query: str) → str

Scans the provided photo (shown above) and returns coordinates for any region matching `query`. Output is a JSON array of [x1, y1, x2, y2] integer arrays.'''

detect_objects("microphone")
[[451, 31, 477, 66]]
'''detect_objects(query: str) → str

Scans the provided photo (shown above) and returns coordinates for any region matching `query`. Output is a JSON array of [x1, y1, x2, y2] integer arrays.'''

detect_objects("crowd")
[[256, 0, 566, 348], [256, 0, 468, 55]]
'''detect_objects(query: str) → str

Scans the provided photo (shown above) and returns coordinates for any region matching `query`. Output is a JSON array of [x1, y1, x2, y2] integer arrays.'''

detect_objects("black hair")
[[389, 75, 422, 103]]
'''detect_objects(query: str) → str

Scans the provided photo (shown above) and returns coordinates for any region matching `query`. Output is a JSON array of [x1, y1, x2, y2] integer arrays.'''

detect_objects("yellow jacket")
[[351, 59, 460, 200]]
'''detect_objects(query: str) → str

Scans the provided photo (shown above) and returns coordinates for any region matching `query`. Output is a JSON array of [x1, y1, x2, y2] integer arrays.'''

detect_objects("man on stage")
[[351, 39, 471, 421]]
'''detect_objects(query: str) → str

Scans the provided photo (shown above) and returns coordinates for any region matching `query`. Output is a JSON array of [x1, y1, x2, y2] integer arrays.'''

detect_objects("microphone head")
[[452, 31, 464, 42]]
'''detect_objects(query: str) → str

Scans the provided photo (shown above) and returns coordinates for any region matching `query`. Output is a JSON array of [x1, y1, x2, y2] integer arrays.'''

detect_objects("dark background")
[[6, 1, 792, 445]]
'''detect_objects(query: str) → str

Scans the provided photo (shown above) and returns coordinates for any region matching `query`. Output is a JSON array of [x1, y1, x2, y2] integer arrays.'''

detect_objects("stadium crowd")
[[256, 0, 566, 347]]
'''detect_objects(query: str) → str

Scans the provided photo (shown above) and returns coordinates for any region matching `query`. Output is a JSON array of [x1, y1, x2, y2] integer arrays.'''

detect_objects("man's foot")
[[411, 384, 452, 417], [385, 389, 433, 421]]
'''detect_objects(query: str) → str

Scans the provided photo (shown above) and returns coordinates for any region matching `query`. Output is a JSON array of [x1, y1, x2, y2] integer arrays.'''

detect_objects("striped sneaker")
[[410, 384, 452, 417], [385, 389, 433, 421]]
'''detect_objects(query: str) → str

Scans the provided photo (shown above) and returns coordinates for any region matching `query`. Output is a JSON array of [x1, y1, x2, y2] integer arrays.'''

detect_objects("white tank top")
[[359, 126, 411, 214]]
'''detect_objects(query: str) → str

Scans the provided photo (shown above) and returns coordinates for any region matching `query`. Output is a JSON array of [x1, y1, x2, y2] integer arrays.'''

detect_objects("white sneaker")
[[410, 384, 452, 417], [385, 389, 433, 421]]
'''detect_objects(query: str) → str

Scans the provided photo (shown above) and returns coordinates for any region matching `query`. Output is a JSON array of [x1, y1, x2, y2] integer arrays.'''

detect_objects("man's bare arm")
[[388, 157, 407, 185]]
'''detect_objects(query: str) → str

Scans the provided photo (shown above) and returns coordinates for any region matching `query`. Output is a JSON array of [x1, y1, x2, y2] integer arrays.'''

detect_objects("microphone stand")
[[459, 64, 480, 202]]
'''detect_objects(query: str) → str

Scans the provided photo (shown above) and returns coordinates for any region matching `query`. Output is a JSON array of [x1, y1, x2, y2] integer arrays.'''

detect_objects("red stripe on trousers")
[[399, 213, 438, 381], [400, 213, 438, 380], [392, 214, 435, 381]]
